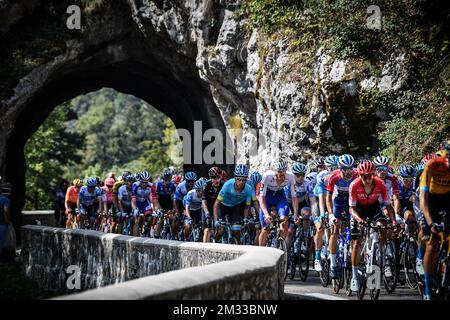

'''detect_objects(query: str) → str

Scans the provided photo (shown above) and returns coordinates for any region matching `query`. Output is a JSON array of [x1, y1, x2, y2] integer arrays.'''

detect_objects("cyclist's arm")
[[393, 194, 401, 216], [118, 200, 125, 213], [77, 196, 81, 213], [292, 195, 299, 217], [385, 204, 396, 224], [420, 191, 433, 226], [259, 193, 270, 218], [318, 194, 327, 215], [326, 193, 333, 216], [202, 199, 210, 216], [252, 198, 260, 215], [185, 204, 191, 220], [213, 198, 220, 222], [350, 206, 364, 223], [243, 204, 250, 219]]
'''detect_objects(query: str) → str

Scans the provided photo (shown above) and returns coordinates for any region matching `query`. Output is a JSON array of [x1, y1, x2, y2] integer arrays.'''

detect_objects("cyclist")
[[113, 171, 130, 213], [326, 154, 358, 279], [131, 171, 154, 236], [102, 177, 116, 233], [247, 171, 263, 245], [214, 164, 253, 244], [202, 167, 224, 243], [419, 140, 450, 300], [313, 155, 338, 272], [284, 163, 310, 251], [173, 172, 197, 217], [348, 160, 397, 291], [373, 156, 400, 216], [117, 174, 134, 234], [65, 179, 83, 228], [397, 164, 418, 234], [155, 169, 177, 236], [184, 179, 206, 241], [258, 159, 299, 247], [77, 177, 103, 229]]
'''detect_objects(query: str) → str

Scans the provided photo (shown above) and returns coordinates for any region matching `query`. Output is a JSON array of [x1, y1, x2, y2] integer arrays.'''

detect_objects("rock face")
[[0, 0, 410, 222]]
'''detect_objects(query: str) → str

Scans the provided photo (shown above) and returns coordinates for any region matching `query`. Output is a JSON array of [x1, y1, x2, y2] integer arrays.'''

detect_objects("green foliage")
[[24, 105, 82, 210], [25, 88, 183, 209]]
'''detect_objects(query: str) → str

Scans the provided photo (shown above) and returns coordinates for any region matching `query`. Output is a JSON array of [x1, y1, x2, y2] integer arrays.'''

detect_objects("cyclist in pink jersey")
[[348, 160, 397, 291]]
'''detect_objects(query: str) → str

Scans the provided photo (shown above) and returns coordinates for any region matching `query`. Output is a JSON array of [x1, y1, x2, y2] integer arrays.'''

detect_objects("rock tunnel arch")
[[2, 43, 233, 236]]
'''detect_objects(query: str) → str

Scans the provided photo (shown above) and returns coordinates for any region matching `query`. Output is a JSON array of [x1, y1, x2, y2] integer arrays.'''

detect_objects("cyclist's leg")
[[330, 203, 345, 275], [184, 212, 193, 241], [230, 202, 245, 244], [258, 193, 275, 246], [202, 209, 212, 243], [276, 193, 290, 239]]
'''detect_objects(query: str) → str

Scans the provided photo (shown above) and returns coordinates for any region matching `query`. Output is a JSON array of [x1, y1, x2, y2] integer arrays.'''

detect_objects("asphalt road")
[[284, 269, 422, 300]]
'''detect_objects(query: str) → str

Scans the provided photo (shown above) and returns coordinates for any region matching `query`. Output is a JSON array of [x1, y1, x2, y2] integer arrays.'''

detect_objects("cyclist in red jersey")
[[348, 160, 397, 291]]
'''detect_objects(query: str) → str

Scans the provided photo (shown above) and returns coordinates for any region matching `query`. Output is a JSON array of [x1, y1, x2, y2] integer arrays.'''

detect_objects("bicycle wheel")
[[435, 249, 449, 300], [333, 256, 343, 294], [288, 242, 296, 280], [319, 257, 330, 287], [357, 255, 367, 300], [344, 256, 353, 296], [370, 243, 381, 300], [277, 238, 288, 279], [297, 233, 310, 282], [384, 240, 398, 294], [404, 238, 420, 290]]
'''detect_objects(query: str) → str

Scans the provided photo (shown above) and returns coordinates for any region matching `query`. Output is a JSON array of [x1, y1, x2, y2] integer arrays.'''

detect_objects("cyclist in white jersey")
[[258, 159, 299, 246]]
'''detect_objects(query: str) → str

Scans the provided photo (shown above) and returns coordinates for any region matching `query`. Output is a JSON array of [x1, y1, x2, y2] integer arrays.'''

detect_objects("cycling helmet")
[[105, 178, 115, 186], [338, 154, 355, 169], [373, 155, 390, 167], [273, 158, 288, 171], [121, 171, 131, 179], [208, 166, 221, 177], [124, 174, 134, 183], [162, 170, 172, 180], [292, 163, 307, 174], [185, 171, 197, 181], [95, 177, 101, 184], [86, 177, 97, 187], [194, 179, 206, 190], [315, 157, 326, 167], [139, 171, 151, 182], [250, 171, 262, 184], [325, 155, 339, 167], [173, 175, 182, 184], [421, 153, 437, 164], [72, 179, 83, 187], [415, 163, 425, 173], [106, 172, 116, 180], [357, 160, 376, 175], [234, 164, 249, 177], [398, 164, 416, 178]]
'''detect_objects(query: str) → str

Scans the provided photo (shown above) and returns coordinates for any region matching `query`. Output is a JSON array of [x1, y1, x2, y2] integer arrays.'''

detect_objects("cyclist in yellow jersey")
[[419, 139, 450, 300]]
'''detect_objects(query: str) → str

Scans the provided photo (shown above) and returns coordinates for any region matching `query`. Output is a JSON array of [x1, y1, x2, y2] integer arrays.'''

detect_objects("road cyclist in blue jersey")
[[214, 164, 253, 244], [258, 158, 299, 247], [184, 179, 206, 241]]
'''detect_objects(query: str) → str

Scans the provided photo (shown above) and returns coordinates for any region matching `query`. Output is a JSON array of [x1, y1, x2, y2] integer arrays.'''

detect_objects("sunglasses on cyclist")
[[341, 167, 354, 173], [401, 177, 413, 183], [295, 173, 305, 178], [235, 177, 247, 182], [361, 174, 373, 180], [210, 176, 221, 180], [376, 166, 389, 172]]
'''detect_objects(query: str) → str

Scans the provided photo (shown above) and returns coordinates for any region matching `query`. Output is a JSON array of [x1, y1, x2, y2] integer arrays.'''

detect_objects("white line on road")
[[302, 293, 349, 300]]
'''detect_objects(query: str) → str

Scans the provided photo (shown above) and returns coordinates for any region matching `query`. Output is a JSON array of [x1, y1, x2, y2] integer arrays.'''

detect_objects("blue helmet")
[[86, 177, 97, 187], [250, 171, 262, 184], [194, 179, 206, 190], [398, 164, 416, 178], [124, 174, 135, 183], [162, 170, 172, 180], [292, 163, 307, 174], [415, 163, 425, 173], [234, 164, 249, 177], [338, 154, 355, 169], [325, 155, 339, 167], [185, 171, 197, 181]]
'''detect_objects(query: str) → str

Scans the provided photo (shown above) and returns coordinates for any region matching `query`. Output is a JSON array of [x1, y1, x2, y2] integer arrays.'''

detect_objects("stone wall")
[[21, 225, 285, 299], [22, 210, 56, 227]]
